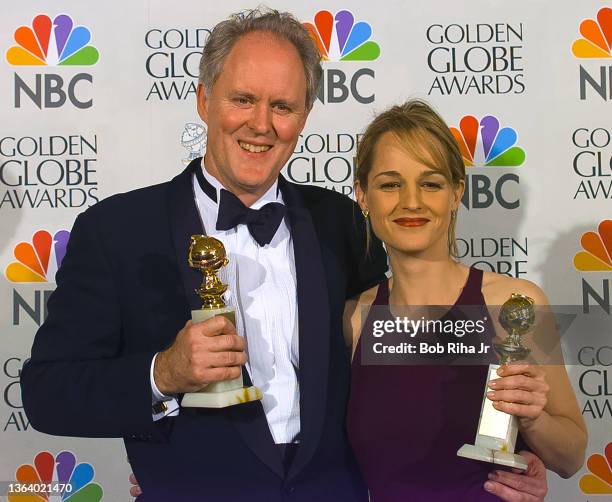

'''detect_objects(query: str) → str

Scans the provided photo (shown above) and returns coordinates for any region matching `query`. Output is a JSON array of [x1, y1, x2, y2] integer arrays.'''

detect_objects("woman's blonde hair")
[[356, 99, 465, 257]]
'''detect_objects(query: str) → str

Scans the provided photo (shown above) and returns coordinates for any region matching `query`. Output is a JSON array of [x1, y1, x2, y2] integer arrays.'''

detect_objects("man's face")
[[197, 31, 310, 203]]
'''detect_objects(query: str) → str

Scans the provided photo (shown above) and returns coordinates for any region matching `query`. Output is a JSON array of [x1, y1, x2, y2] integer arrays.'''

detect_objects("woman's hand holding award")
[[181, 235, 262, 408], [457, 294, 535, 470]]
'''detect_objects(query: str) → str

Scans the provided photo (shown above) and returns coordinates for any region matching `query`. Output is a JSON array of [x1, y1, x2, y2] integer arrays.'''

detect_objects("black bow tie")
[[194, 166, 286, 246], [216, 190, 286, 246]]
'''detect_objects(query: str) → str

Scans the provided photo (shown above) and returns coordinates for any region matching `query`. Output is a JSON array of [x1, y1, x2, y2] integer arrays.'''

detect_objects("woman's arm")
[[490, 362, 586, 477], [484, 276, 587, 477]]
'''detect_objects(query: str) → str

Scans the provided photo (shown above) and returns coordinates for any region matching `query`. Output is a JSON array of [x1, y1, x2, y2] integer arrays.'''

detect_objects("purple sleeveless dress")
[[347, 267, 509, 501]]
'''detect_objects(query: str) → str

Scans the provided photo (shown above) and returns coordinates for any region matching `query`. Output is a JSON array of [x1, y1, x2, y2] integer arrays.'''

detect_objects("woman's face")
[[356, 131, 464, 258]]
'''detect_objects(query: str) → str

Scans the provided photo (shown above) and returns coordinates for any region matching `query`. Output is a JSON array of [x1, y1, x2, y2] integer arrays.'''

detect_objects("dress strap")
[[372, 279, 390, 306], [456, 267, 485, 305]]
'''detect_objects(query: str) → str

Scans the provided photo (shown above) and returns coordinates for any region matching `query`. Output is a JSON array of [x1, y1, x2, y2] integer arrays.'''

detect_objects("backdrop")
[[1, 1, 610, 500]]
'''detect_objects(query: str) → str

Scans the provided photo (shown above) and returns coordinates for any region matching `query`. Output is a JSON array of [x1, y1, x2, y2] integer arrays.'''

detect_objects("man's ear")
[[196, 84, 209, 124], [355, 180, 368, 213]]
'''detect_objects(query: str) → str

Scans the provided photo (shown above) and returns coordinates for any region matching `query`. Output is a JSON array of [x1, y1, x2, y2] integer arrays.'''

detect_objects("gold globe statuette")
[[180, 235, 262, 408], [457, 293, 534, 470]]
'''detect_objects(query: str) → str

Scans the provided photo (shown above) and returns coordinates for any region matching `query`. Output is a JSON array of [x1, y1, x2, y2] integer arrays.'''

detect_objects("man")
[[21, 9, 385, 501], [22, 8, 547, 502]]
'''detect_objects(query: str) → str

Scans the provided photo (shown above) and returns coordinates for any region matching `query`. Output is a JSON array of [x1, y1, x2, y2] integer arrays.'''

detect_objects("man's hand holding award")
[[154, 235, 262, 408]]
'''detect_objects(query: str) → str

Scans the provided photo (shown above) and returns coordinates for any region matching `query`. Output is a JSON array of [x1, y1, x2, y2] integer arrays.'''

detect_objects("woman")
[[344, 100, 587, 501]]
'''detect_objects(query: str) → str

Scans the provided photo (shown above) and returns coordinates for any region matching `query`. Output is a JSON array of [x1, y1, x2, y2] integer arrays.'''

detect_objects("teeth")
[[239, 141, 271, 153]]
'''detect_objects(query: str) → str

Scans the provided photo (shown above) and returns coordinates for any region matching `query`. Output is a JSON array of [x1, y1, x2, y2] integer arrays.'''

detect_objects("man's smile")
[[238, 140, 272, 153]]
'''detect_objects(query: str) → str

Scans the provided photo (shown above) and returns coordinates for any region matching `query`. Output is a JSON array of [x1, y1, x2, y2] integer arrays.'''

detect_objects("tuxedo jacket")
[[21, 159, 388, 502]]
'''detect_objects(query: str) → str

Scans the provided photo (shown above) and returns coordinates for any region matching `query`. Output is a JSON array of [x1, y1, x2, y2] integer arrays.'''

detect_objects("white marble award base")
[[457, 364, 528, 471], [181, 307, 262, 408]]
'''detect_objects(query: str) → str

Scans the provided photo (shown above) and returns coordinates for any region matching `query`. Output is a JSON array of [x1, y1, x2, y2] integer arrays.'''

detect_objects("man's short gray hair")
[[199, 7, 322, 109]]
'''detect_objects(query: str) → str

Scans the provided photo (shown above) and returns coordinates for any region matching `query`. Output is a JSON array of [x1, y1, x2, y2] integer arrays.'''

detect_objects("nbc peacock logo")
[[304, 10, 380, 61], [6, 14, 99, 66], [9, 451, 103, 501], [580, 442, 612, 494], [574, 220, 612, 271], [5, 230, 70, 283], [572, 7, 612, 58], [450, 115, 526, 167]]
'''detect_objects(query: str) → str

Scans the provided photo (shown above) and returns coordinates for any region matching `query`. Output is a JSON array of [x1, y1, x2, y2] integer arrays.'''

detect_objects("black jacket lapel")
[[166, 159, 206, 312], [279, 177, 331, 480], [226, 400, 284, 478]]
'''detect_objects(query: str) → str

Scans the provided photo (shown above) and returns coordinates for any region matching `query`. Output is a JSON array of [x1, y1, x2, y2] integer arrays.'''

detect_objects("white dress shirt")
[[151, 161, 300, 444]]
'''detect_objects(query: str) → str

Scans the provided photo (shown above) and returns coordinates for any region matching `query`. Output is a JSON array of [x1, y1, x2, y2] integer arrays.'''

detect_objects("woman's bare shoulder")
[[481, 271, 549, 306]]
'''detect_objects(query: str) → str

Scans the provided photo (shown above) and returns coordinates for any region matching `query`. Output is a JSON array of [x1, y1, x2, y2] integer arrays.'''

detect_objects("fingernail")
[[486, 391, 495, 399], [488, 472, 498, 480], [488, 380, 498, 388], [497, 367, 504, 376], [484, 481, 494, 492]]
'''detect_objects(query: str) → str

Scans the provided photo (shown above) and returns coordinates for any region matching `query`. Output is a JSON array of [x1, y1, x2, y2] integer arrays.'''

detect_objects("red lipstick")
[[393, 218, 429, 227]]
